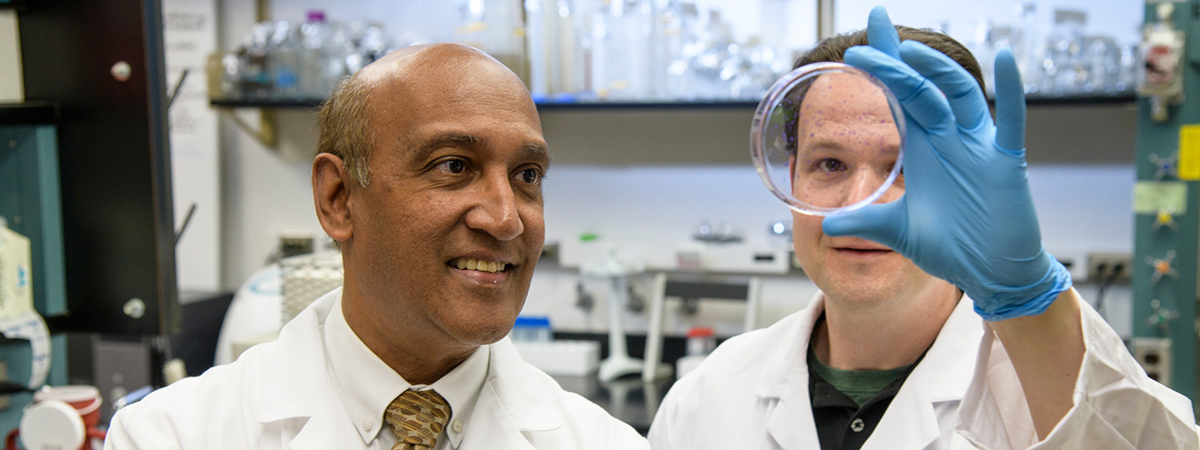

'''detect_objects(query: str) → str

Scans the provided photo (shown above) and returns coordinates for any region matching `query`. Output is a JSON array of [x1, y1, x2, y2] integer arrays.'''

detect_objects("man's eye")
[[519, 168, 543, 184], [437, 159, 467, 174], [817, 158, 845, 172]]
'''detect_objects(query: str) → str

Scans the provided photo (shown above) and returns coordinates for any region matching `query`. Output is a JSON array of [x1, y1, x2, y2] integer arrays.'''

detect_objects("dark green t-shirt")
[[807, 349, 911, 406], [807, 314, 926, 450]]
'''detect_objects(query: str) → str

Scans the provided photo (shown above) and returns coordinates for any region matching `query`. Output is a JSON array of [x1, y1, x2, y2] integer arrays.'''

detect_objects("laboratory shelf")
[[1022, 93, 1136, 106], [533, 100, 759, 110], [0, 101, 59, 125], [209, 96, 759, 110], [209, 97, 325, 109], [211, 94, 1134, 110]]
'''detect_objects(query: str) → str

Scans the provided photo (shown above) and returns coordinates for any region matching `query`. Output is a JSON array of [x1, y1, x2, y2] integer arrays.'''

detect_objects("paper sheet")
[[0, 311, 51, 389]]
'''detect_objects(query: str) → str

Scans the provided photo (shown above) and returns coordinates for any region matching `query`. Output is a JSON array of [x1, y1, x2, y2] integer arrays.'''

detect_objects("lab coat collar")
[[760, 292, 825, 449], [863, 295, 982, 450], [258, 288, 340, 424], [758, 292, 984, 450], [482, 337, 563, 432]]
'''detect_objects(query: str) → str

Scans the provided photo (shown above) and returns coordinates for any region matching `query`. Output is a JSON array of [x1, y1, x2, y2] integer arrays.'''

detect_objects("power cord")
[[1093, 262, 1124, 317]]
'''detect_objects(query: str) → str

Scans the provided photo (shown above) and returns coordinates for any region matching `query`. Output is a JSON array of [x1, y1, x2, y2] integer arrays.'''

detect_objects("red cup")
[[34, 386, 101, 430], [26, 386, 105, 450]]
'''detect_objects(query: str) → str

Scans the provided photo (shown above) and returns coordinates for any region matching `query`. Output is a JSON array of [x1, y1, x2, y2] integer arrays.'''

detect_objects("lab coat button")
[[850, 418, 865, 432], [452, 420, 463, 432], [363, 419, 372, 432]]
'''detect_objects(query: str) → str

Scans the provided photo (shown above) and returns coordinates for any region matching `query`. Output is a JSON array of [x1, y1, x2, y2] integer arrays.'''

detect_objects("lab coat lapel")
[[460, 338, 561, 449], [863, 298, 983, 450], [253, 290, 346, 449], [460, 383, 539, 450], [762, 294, 825, 450], [287, 388, 355, 450], [258, 290, 338, 424]]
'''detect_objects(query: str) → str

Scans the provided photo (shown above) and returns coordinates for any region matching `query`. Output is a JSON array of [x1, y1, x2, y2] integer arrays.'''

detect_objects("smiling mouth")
[[450, 258, 511, 273]]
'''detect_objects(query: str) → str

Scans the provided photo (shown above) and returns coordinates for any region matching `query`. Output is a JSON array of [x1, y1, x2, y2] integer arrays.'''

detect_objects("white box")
[[512, 340, 600, 376]]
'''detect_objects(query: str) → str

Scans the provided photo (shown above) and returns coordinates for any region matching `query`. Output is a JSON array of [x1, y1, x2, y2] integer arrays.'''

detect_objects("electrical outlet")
[[1132, 337, 1172, 387], [1087, 252, 1132, 283]]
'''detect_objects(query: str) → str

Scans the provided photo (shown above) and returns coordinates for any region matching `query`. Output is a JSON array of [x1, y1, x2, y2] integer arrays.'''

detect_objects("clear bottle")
[[653, 0, 684, 100], [594, 0, 653, 100], [1017, 3, 1042, 94], [555, 0, 582, 100], [1046, 9, 1087, 96], [525, 0, 555, 100], [589, 0, 613, 99], [1116, 44, 1138, 93], [237, 22, 274, 98], [670, 3, 700, 100], [269, 21, 300, 98], [1087, 36, 1119, 94], [691, 10, 733, 99], [299, 10, 333, 98]]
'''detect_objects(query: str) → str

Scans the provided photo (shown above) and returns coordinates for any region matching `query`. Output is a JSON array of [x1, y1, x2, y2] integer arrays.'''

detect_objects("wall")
[[164, 0, 222, 293], [217, 102, 1138, 338], [214, 0, 1139, 338]]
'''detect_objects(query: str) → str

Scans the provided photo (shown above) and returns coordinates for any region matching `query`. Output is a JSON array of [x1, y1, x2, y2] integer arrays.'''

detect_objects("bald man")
[[105, 44, 649, 450]]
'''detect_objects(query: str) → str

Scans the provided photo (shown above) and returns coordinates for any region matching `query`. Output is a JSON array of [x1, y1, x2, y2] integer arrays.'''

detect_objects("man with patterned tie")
[[105, 43, 649, 450]]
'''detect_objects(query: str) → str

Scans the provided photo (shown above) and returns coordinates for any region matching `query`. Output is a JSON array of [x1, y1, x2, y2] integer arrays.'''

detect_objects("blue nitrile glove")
[[822, 7, 1072, 321]]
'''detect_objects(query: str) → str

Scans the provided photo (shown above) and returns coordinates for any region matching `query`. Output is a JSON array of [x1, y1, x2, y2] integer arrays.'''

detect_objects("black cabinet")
[[19, 0, 178, 335]]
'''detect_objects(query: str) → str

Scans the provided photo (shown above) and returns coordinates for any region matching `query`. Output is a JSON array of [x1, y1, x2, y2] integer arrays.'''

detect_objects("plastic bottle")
[[512, 316, 553, 342], [299, 10, 333, 97], [686, 326, 715, 356], [269, 21, 300, 98]]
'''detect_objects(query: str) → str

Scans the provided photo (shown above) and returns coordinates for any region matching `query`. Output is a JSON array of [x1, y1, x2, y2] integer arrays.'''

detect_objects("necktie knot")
[[384, 389, 451, 450]]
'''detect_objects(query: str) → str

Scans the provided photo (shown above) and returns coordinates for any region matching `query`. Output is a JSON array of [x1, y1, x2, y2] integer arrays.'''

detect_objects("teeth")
[[453, 258, 507, 273]]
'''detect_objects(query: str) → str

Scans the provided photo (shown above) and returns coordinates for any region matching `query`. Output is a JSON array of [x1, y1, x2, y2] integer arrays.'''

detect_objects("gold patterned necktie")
[[384, 389, 452, 450]]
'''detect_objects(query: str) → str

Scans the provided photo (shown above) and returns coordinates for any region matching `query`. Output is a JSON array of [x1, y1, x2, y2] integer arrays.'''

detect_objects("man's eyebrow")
[[412, 132, 481, 161], [521, 143, 550, 163], [410, 132, 550, 165], [799, 139, 850, 153], [798, 138, 898, 154]]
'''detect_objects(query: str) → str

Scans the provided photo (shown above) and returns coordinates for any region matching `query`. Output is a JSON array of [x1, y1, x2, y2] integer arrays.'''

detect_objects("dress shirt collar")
[[323, 293, 489, 448]]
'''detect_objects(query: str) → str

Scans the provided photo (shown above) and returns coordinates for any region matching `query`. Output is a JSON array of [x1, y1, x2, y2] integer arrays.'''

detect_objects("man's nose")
[[842, 169, 884, 207], [465, 172, 524, 241]]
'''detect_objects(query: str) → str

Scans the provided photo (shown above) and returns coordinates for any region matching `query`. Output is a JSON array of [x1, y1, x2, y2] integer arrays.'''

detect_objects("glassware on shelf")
[[218, 11, 395, 101], [235, 22, 273, 98], [1044, 9, 1086, 97], [1017, 2, 1042, 95], [270, 21, 301, 98], [214, 1, 808, 104], [961, 5, 1135, 100]]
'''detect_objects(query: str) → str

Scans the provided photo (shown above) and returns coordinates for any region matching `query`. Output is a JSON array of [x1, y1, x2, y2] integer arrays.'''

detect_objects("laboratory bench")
[[551, 373, 675, 436]]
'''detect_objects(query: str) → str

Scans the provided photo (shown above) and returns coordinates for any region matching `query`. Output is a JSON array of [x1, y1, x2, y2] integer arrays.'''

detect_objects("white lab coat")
[[649, 294, 1198, 450], [105, 291, 649, 450]]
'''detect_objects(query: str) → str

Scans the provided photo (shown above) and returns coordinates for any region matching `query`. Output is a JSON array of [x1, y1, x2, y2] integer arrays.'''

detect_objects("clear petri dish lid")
[[751, 62, 906, 216]]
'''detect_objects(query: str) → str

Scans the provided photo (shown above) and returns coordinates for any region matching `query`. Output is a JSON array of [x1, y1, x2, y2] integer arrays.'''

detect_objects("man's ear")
[[313, 153, 354, 244]]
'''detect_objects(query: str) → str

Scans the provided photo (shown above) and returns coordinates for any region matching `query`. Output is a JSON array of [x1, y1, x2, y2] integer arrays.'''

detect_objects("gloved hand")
[[823, 7, 1072, 321]]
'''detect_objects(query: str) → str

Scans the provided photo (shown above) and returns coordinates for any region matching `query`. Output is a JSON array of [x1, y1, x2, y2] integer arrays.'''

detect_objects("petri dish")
[[751, 62, 906, 216]]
